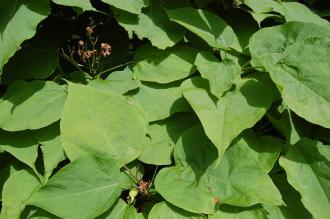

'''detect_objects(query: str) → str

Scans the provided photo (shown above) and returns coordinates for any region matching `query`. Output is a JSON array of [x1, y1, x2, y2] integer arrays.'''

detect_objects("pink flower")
[[101, 43, 111, 57]]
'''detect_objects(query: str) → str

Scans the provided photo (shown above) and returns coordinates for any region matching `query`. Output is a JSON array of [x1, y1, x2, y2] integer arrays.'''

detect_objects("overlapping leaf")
[[28, 155, 126, 219], [155, 126, 282, 214], [181, 77, 272, 159], [167, 8, 241, 51], [250, 22, 330, 128]]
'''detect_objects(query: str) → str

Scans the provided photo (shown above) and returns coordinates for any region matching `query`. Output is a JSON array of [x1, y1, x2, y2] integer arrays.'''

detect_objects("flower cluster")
[[61, 25, 112, 76]]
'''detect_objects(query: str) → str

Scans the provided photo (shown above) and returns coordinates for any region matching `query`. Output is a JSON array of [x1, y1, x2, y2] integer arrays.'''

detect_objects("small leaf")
[[195, 52, 241, 98], [33, 122, 66, 180], [133, 44, 197, 83], [0, 169, 41, 219], [139, 113, 198, 165]]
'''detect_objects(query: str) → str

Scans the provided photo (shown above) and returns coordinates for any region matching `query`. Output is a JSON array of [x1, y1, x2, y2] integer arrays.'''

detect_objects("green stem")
[[148, 166, 159, 190], [123, 165, 139, 184], [59, 51, 84, 73], [96, 61, 134, 79]]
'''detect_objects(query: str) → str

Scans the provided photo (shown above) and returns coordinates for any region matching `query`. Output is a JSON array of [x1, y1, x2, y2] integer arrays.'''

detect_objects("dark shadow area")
[[180, 125, 217, 179]]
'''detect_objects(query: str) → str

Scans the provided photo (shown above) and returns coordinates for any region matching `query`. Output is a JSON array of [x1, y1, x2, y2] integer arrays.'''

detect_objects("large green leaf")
[[279, 138, 330, 219], [167, 8, 241, 51], [102, 0, 149, 14], [0, 130, 38, 173], [181, 77, 272, 160], [155, 127, 282, 214], [148, 202, 205, 219], [33, 122, 66, 181], [209, 205, 268, 219], [133, 44, 197, 83], [195, 52, 241, 98], [28, 155, 125, 219], [0, 0, 49, 72], [0, 169, 41, 219], [250, 22, 330, 128], [132, 82, 190, 122], [139, 113, 198, 165], [61, 83, 147, 165], [0, 81, 67, 131]]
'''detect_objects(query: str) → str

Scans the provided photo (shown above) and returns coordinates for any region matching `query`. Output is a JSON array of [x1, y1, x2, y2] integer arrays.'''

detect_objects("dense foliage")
[[0, 0, 329, 218]]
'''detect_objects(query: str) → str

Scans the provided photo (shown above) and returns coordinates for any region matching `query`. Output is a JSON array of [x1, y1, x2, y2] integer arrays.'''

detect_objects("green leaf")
[[115, 0, 185, 49], [98, 198, 144, 219], [102, 0, 149, 14], [0, 169, 41, 219], [61, 83, 147, 165], [33, 122, 66, 181], [209, 205, 268, 219], [1, 40, 59, 84], [195, 52, 241, 98], [88, 79, 140, 95], [133, 82, 190, 122], [267, 109, 311, 145], [263, 173, 313, 219], [148, 201, 205, 219], [279, 138, 330, 219], [21, 206, 61, 219], [239, 0, 283, 14], [281, 2, 330, 28], [52, 0, 94, 11], [0, 130, 38, 173], [155, 127, 282, 214], [181, 77, 272, 160], [0, 81, 67, 131], [139, 113, 198, 165], [167, 8, 241, 51], [0, 0, 49, 72], [133, 44, 197, 83], [250, 22, 330, 128], [28, 155, 124, 219]]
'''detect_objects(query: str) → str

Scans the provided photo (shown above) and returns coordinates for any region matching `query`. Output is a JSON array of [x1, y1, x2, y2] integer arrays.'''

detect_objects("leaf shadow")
[[4, 81, 45, 114], [179, 126, 217, 180]]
